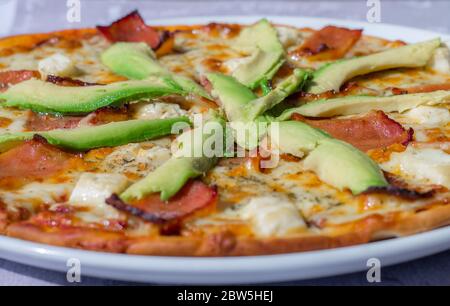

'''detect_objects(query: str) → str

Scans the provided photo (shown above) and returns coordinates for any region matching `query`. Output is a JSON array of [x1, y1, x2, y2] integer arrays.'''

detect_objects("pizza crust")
[[0, 209, 8, 234], [5, 202, 449, 256], [127, 202, 450, 256], [6, 222, 128, 253], [0, 29, 97, 55]]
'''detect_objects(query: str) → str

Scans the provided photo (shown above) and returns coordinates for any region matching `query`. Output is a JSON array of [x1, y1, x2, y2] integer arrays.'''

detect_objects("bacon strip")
[[292, 111, 413, 152], [25, 106, 130, 131], [0, 70, 40, 92], [25, 112, 82, 131], [97, 10, 162, 49], [364, 171, 434, 200], [0, 140, 74, 187], [106, 181, 218, 224], [23, 77, 122, 131], [46, 75, 100, 87], [363, 185, 434, 200], [390, 82, 450, 95], [296, 82, 380, 103], [87, 106, 130, 125], [154, 35, 175, 57], [293, 26, 362, 60], [26, 69, 92, 132], [0, 71, 99, 93]]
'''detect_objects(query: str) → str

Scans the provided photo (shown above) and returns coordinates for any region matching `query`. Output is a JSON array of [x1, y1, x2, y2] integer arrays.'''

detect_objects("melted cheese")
[[207, 159, 345, 219], [69, 173, 130, 220], [0, 108, 27, 133], [403, 106, 450, 127], [428, 42, 450, 74], [100, 142, 172, 177], [0, 34, 111, 83], [276, 26, 304, 50], [132, 101, 187, 120], [1, 182, 73, 212], [38, 53, 79, 78], [222, 56, 252, 74], [240, 196, 306, 237], [382, 146, 450, 188]]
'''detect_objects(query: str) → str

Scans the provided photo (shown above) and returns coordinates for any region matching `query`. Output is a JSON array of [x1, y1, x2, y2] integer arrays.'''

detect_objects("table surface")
[[0, 0, 449, 286]]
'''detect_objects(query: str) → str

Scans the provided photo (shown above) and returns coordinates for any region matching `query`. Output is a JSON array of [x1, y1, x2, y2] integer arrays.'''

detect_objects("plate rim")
[[0, 15, 449, 284]]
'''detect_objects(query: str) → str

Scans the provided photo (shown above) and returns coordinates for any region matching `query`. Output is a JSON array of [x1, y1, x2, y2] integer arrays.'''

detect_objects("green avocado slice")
[[303, 138, 388, 194], [277, 90, 450, 119], [206, 73, 257, 121], [207, 68, 309, 122], [101, 42, 166, 79], [0, 77, 184, 115], [120, 116, 224, 201], [308, 38, 441, 94], [171, 75, 212, 100], [232, 48, 285, 89], [101, 42, 211, 99], [269, 121, 387, 194], [269, 120, 330, 157], [0, 117, 189, 152], [242, 69, 310, 121], [232, 19, 285, 89], [206, 69, 309, 150], [0, 132, 34, 153], [120, 156, 216, 201]]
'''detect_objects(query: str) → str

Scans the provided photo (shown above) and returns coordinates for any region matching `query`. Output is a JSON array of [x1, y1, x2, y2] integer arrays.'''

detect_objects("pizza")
[[0, 10, 449, 256]]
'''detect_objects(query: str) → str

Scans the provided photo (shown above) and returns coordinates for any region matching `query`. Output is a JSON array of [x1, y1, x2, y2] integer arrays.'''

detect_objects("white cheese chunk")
[[38, 53, 80, 78], [276, 26, 303, 49], [240, 196, 306, 237], [132, 102, 187, 120], [403, 106, 450, 127], [69, 173, 130, 220], [428, 42, 450, 74], [382, 147, 450, 188], [1, 182, 73, 212], [222, 56, 253, 74], [0, 108, 27, 133]]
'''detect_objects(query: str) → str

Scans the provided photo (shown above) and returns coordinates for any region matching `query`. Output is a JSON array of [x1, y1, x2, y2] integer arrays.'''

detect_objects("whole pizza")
[[0, 11, 449, 256]]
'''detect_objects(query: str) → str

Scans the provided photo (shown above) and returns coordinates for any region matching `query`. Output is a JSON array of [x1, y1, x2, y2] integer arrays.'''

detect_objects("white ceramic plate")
[[0, 16, 449, 284]]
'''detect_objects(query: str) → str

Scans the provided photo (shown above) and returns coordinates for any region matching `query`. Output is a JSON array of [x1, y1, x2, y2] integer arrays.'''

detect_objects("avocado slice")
[[101, 42, 166, 79], [171, 75, 212, 100], [269, 121, 387, 194], [232, 19, 285, 89], [101, 42, 211, 99], [0, 132, 33, 153], [242, 68, 310, 121], [120, 156, 216, 201], [206, 69, 309, 150], [121, 117, 224, 201], [0, 117, 189, 152], [303, 138, 388, 194], [0, 77, 184, 115], [308, 38, 441, 94], [277, 90, 450, 119], [206, 73, 257, 121], [269, 120, 330, 157], [207, 68, 309, 122]]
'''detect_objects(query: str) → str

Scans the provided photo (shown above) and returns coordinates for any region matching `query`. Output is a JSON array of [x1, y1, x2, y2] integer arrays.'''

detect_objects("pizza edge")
[[3, 201, 449, 256]]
